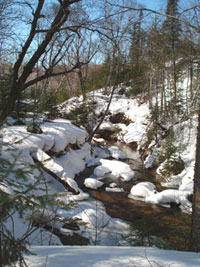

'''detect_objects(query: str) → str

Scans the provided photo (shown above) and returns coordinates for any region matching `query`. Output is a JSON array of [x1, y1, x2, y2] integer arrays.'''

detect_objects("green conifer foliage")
[[162, 0, 182, 53], [0, 148, 54, 266]]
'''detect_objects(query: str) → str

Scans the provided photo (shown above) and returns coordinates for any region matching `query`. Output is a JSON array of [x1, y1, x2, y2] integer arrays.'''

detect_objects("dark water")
[[75, 142, 191, 251]]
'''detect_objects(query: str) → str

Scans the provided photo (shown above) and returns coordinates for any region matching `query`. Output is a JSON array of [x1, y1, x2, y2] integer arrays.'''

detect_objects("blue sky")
[[138, 0, 190, 12], [139, 0, 166, 11]]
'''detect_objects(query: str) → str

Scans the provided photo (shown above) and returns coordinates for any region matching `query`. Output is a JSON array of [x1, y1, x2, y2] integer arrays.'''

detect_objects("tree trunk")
[[0, 0, 78, 126], [189, 112, 200, 252], [190, 62, 193, 101], [148, 72, 153, 109], [172, 45, 177, 110], [0, 83, 21, 126], [0, 228, 2, 267], [78, 69, 87, 101]]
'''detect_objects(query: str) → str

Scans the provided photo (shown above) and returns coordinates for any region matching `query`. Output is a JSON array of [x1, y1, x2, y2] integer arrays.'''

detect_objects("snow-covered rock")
[[108, 146, 127, 159], [145, 189, 191, 207], [105, 187, 124, 192], [84, 178, 104, 189], [74, 208, 110, 229], [94, 159, 135, 181], [129, 182, 157, 198], [61, 176, 80, 193]]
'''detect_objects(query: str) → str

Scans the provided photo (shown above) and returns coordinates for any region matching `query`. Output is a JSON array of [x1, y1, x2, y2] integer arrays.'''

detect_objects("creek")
[[75, 142, 191, 251]]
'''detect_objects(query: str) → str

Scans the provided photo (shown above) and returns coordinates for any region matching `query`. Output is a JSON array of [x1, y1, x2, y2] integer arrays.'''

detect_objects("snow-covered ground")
[[22, 246, 200, 267], [1, 81, 198, 265], [59, 85, 196, 211]]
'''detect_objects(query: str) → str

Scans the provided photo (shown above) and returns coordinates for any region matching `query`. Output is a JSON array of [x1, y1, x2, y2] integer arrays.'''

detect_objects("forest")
[[0, 0, 200, 266]]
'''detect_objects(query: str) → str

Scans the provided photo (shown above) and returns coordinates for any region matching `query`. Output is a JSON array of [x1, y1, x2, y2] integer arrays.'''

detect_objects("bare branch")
[[23, 61, 89, 89], [13, 0, 45, 82], [106, 2, 200, 32]]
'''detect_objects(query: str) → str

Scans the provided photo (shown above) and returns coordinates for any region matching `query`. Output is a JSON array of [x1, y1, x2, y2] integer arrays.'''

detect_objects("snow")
[[94, 159, 135, 181], [144, 146, 159, 169], [61, 176, 80, 193], [129, 182, 157, 198], [84, 178, 104, 189], [92, 146, 110, 158], [56, 199, 130, 246], [119, 102, 149, 144], [108, 146, 127, 159], [94, 164, 111, 177], [74, 208, 110, 229], [22, 246, 200, 267], [42, 119, 88, 152], [106, 187, 124, 192], [55, 148, 87, 179], [32, 148, 64, 176], [146, 189, 191, 209], [55, 190, 89, 204], [1, 78, 199, 265]]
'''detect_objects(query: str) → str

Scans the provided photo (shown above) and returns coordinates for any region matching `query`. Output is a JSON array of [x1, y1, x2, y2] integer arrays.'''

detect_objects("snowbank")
[[23, 246, 200, 267]]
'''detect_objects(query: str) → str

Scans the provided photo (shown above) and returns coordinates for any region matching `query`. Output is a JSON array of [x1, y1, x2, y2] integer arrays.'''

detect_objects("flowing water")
[[75, 142, 191, 250]]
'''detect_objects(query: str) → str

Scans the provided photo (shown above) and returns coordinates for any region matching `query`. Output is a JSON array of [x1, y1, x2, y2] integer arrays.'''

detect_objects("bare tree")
[[0, 0, 92, 126], [69, 28, 98, 101]]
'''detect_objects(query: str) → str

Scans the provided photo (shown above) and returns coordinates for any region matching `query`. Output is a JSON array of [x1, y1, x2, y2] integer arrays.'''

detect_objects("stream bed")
[[74, 142, 191, 251]]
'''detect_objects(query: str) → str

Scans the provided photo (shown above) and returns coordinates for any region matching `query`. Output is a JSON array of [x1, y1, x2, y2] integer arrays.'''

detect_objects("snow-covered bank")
[[23, 246, 200, 267], [1, 117, 133, 246], [59, 85, 196, 212], [1, 81, 197, 251]]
